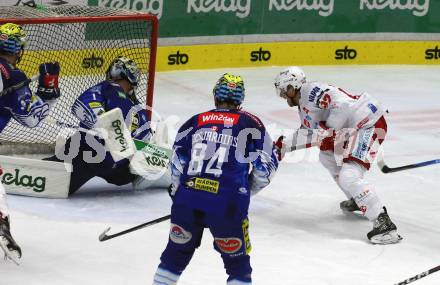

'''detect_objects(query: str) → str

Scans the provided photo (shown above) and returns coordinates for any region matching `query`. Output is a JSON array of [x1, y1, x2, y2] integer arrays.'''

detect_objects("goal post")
[[0, 5, 158, 154]]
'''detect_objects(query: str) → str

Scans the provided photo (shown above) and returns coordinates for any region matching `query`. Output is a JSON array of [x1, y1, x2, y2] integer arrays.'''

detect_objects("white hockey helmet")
[[274, 66, 306, 97]]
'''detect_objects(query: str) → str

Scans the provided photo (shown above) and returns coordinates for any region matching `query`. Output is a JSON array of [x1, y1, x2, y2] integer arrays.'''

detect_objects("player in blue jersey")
[[0, 23, 61, 263], [152, 74, 278, 285], [46, 56, 152, 194]]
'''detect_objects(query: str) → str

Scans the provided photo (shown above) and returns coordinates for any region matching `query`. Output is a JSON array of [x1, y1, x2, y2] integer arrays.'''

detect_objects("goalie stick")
[[45, 117, 100, 136], [99, 214, 171, 242], [377, 151, 440, 174], [291, 141, 319, 151], [394, 265, 440, 285]]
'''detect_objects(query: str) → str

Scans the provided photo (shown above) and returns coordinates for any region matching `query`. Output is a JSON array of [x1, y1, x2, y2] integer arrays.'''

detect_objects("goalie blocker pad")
[[95, 108, 136, 162], [96, 108, 171, 189], [0, 155, 71, 198]]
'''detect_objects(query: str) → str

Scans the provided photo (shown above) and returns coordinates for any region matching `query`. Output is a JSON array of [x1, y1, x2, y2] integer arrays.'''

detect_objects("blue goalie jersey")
[[71, 80, 151, 141], [171, 108, 278, 218]]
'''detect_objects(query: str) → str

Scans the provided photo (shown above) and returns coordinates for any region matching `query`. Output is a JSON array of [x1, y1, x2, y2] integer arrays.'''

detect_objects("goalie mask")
[[0, 23, 27, 62], [274, 66, 306, 98], [213, 73, 245, 105], [106, 56, 141, 87]]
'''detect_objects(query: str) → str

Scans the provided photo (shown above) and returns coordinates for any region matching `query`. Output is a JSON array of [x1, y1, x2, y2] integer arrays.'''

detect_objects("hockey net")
[[0, 5, 157, 154]]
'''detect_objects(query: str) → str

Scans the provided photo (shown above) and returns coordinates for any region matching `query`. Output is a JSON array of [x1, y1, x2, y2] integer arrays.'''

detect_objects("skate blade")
[[0, 237, 20, 265], [341, 209, 368, 219], [369, 230, 403, 245]]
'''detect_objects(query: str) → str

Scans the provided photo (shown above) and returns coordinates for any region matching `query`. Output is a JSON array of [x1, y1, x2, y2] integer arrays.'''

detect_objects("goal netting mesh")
[[0, 5, 157, 154]]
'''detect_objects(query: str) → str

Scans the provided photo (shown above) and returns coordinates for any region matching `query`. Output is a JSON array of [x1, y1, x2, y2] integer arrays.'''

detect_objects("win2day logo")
[[250, 48, 271, 62], [168, 51, 189, 65], [335, 46, 357, 60], [425, 46, 440, 60], [82, 54, 104, 69]]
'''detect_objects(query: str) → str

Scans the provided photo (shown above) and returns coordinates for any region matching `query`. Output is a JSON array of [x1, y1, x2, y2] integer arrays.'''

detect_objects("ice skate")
[[340, 198, 368, 219], [340, 198, 360, 212], [367, 207, 402, 245], [0, 216, 22, 265]]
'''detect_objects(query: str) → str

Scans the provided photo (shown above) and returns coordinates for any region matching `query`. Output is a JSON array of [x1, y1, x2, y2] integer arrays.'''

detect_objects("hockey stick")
[[0, 75, 38, 97], [45, 117, 98, 135], [99, 214, 171, 242], [290, 141, 319, 151], [377, 151, 440, 174], [394, 265, 440, 285]]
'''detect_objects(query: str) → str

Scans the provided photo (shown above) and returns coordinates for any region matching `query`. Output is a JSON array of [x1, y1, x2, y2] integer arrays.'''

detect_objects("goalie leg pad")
[[132, 167, 171, 190], [1, 155, 71, 199], [130, 140, 172, 190]]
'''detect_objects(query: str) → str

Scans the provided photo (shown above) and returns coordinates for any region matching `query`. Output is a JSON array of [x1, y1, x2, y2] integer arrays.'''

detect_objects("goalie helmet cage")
[[0, 5, 158, 154]]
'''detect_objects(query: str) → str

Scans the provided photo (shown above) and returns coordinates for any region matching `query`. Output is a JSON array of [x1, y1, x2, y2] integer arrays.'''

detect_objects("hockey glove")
[[37, 62, 61, 100], [317, 121, 336, 151], [273, 135, 285, 161]]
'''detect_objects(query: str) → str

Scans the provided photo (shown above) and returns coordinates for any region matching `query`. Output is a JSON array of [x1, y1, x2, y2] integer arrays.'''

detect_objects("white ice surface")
[[1, 65, 440, 285]]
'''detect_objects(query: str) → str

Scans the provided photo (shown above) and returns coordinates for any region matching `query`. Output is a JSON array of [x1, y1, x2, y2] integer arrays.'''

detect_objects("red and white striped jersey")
[[298, 81, 385, 130]]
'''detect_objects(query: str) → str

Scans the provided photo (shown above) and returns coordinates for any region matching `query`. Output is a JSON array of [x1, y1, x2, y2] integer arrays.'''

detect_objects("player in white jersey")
[[273, 66, 402, 244]]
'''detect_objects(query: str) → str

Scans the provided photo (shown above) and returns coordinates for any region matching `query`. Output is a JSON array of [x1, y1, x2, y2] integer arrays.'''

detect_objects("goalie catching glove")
[[37, 61, 61, 100]]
